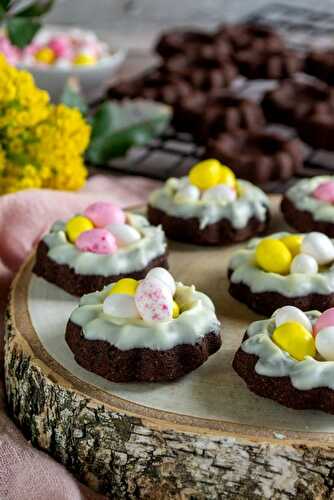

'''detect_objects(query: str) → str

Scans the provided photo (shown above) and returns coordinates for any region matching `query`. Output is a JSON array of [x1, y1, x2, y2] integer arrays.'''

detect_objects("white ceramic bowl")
[[16, 27, 126, 102]]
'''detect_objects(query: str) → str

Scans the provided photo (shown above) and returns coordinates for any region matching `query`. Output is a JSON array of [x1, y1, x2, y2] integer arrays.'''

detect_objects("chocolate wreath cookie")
[[228, 232, 334, 315], [233, 305, 334, 413], [148, 159, 270, 246], [305, 49, 334, 85], [206, 130, 303, 184], [261, 78, 330, 127], [34, 201, 168, 296], [66, 267, 222, 382], [281, 176, 334, 237]]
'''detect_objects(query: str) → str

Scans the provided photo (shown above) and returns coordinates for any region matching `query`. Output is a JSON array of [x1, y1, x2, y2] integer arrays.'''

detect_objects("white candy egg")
[[301, 232, 334, 265], [202, 183, 237, 203], [290, 253, 318, 274], [174, 184, 200, 203], [103, 294, 139, 318], [274, 305, 312, 333], [315, 326, 334, 360], [146, 267, 176, 295], [107, 223, 141, 247]]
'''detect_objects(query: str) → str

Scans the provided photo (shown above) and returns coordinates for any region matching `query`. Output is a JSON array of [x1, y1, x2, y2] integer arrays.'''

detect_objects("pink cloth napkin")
[[0, 174, 160, 500]]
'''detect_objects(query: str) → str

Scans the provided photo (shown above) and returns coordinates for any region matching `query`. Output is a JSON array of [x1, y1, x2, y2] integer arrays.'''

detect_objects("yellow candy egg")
[[65, 215, 94, 243], [255, 238, 292, 274], [108, 278, 138, 296], [280, 235, 303, 257], [172, 300, 180, 318], [35, 47, 56, 64], [73, 53, 97, 65], [188, 159, 222, 190], [272, 321, 316, 361], [219, 164, 236, 189]]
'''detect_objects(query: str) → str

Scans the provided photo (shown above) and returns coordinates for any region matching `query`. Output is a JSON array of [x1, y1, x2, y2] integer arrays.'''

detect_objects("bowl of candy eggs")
[[0, 26, 126, 101]]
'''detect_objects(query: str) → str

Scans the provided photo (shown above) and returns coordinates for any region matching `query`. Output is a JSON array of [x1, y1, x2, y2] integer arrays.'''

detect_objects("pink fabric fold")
[[0, 174, 160, 499]]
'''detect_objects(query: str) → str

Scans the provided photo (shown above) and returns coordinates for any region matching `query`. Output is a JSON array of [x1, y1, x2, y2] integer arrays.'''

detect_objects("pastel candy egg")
[[135, 277, 173, 322], [301, 232, 334, 265], [188, 159, 222, 190], [107, 223, 141, 247], [313, 308, 334, 336], [48, 36, 72, 58], [272, 322, 316, 361], [108, 278, 138, 297], [274, 306, 312, 333], [280, 235, 303, 257], [174, 184, 200, 203], [146, 267, 176, 295], [103, 294, 139, 318], [172, 300, 180, 318], [219, 165, 237, 189], [315, 327, 334, 360], [290, 253, 318, 274], [73, 53, 97, 65], [66, 215, 94, 242], [202, 183, 237, 203], [75, 228, 117, 254], [84, 202, 125, 228], [313, 181, 334, 203], [35, 47, 56, 64], [255, 238, 292, 274]]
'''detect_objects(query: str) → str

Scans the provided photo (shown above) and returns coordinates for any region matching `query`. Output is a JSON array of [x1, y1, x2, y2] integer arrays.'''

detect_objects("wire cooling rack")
[[97, 3, 334, 193]]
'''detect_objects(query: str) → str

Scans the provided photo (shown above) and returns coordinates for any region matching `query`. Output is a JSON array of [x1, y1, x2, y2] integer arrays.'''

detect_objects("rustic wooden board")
[[5, 196, 334, 499]]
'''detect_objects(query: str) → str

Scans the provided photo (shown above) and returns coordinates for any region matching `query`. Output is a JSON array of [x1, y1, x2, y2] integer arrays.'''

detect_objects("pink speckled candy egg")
[[313, 181, 334, 203], [135, 277, 173, 322], [84, 202, 125, 228], [313, 308, 334, 336], [75, 228, 117, 254]]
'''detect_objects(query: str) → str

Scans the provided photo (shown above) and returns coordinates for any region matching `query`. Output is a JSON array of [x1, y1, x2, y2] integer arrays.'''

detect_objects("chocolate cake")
[[65, 269, 222, 382], [33, 203, 168, 296], [233, 308, 334, 413], [235, 48, 303, 80], [206, 130, 303, 184], [281, 176, 334, 237], [305, 49, 334, 85], [261, 78, 330, 127], [228, 231, 334, 315], [148, 160, 270, 246]]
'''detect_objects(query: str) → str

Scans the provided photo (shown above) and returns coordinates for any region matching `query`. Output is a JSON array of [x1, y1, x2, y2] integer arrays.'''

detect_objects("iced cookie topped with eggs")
[[233, 305, 334, 413], [147, 159, 270, 245], [282, 176, 334, 237], [65, 268, 222, 382], [228, 231, 334, 315], [33, 202, 168, 296]]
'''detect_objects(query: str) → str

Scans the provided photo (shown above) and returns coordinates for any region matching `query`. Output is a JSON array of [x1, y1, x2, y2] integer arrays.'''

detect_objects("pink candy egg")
[[135, 277, 173, 322], [313, 308, 334, 336], [313, 181, 334, 203], [48, 36, 72, 58], [75, 228, 117, 254], [84, 202, 125, 228]]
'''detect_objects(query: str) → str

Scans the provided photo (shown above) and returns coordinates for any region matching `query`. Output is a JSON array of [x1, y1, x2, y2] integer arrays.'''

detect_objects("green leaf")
[[7, 17, 41, 48], [60, 78, 88, 116], [87, 100, 172, 165], [0, 0, 11, 10], [0, 5, 6, 19], [16, 0, 54, 17]]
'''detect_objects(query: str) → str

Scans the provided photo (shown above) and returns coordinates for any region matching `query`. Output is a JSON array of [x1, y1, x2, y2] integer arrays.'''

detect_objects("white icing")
[[43, 213, 167, 277], [228, 232, 334, 297], [70, 282, 221, 351], [241, 311, 334, 390], [149, 177, 269, 230], [286, 176, 334, 223]]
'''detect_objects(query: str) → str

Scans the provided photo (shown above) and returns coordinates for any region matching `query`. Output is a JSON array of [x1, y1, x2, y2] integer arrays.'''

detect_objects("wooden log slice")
[[5, 198, 334, 499]]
